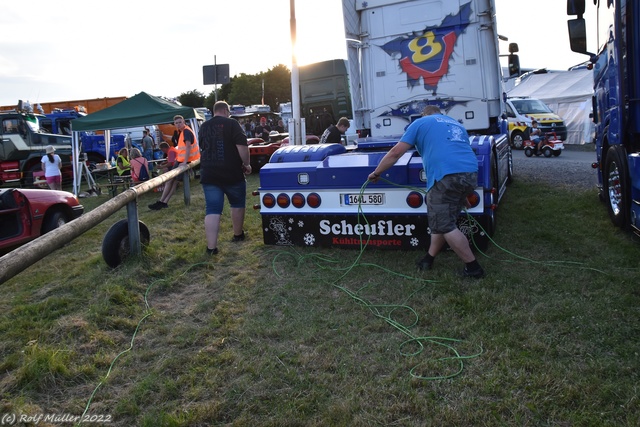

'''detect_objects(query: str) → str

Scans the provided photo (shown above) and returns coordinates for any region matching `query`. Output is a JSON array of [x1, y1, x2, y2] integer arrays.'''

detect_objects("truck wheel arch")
[[25, 162, 43, 186], [42, 207, 72, 234]]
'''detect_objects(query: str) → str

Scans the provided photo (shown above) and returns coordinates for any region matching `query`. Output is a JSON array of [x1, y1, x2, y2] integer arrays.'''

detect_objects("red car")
[[0, 188, 84, 254]]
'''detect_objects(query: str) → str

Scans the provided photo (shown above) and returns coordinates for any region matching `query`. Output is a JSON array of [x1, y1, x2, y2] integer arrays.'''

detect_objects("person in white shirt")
[[40, 145, 62, 190]]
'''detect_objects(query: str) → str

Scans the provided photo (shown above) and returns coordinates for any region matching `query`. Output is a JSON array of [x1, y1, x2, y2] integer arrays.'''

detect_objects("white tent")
[[508, 69, 594, 145]]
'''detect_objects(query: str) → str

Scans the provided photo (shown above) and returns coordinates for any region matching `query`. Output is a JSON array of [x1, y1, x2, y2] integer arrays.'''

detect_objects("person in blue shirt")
[[367, 105, 484, 278], [529, 120, 545, 154]]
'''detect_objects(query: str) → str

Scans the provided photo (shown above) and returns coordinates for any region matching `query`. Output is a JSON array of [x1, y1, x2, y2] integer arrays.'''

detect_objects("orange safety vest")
[[176, 124, 200, 162]]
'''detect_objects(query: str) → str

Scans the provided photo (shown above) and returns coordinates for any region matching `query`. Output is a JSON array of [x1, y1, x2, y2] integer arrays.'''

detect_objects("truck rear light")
[[406, 191, 424, 208], [291, 193, 306, 208], [298, 173, 310, 185], [466, 192, 481, 208], [277, 193, 290, 208], [262, 193, 276, 208], [307, 192, 322, 208]]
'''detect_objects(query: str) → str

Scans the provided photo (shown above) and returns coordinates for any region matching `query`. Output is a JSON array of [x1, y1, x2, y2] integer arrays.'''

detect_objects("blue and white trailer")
[[258, 134, 510, 250], [256, 0, 513, 250]]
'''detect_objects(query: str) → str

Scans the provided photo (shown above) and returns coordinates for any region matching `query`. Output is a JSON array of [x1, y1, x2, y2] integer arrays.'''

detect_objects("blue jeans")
[[144, 149, 154, 170], [202, 181, 246, 215]]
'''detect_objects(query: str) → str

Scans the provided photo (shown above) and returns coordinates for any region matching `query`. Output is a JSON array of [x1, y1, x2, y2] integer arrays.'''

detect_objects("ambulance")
[[506, 97, 567, 149]]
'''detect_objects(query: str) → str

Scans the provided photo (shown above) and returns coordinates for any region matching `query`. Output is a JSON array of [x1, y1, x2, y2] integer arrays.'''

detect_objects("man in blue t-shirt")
[[367, 105, 484, 278]]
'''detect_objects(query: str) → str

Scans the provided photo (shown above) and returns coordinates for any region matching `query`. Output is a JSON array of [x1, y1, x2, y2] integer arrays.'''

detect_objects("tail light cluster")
[[466, 191, 481, 209], [261, 192, 323, 209], [406, 191, 424, 208]]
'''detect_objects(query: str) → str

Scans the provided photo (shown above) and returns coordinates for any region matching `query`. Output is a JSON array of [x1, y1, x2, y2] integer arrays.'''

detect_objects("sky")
[[0, 0, 603, 108]]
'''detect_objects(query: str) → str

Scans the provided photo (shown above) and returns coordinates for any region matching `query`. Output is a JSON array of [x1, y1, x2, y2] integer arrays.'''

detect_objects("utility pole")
[[214, 55, 218, 102], [290, 0, 302, 145]]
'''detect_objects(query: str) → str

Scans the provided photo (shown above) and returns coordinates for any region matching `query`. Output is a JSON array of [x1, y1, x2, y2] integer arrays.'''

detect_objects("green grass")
[[1, 174, 639, 426]]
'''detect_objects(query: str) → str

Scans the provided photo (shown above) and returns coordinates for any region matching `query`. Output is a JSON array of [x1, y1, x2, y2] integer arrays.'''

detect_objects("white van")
[[110, 125, 160, 147], [505, 97, 567, 149]]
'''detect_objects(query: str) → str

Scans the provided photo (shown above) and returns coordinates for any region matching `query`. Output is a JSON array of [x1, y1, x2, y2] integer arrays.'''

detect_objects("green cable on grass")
[[76, 262, 210, 426], [268, 179, 483, 380]]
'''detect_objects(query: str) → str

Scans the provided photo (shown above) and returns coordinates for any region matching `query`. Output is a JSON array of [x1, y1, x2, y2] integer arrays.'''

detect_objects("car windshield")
[[511, 99, 553, 114]]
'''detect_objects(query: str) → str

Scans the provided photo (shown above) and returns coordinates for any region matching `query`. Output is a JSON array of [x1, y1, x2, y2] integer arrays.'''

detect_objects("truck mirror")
[[508, 43, 519, 53], [567, 0, 585, 16], [568, 18, 588, 54], [508, 54, 521, 77]]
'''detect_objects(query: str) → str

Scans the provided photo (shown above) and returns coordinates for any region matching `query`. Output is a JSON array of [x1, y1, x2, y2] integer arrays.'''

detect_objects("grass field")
[[1, 173, 638, 426]]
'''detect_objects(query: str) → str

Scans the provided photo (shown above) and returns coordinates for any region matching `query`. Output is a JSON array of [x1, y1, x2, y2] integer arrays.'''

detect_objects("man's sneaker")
[[148, 201, 162, 210], [231, 231, 245, 242], [462, 266, 485, 279], [416, 255, 433, 271], [158, 202, 168, 209], [206, 247, 218, 255]]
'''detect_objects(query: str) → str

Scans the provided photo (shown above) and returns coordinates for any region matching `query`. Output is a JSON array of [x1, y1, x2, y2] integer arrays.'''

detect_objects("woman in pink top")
[[129, 148, 150, 183]]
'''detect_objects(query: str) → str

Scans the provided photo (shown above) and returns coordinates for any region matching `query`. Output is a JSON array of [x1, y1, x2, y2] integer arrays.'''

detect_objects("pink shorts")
[[46, 175, 62, 185]]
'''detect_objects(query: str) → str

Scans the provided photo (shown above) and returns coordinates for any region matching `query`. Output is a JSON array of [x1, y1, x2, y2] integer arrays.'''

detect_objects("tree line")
[[176, 64, 292, 112]]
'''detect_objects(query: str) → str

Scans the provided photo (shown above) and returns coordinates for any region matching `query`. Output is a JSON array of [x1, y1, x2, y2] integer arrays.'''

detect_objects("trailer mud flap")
[[260, 213, 490, 251]]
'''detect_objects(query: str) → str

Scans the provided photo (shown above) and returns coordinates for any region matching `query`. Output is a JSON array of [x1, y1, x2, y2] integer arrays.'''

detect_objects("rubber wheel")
[[42, 210, 70, 234], [543, 147, 553, 157], [524, 147, 534, 157], [506, 147, 514, 184], [102, 219, 150, 268], [26, 164, 42, 187], [603, 145, 630, 228], [511, 131, 524, 149], [553, 150, 561, 157]]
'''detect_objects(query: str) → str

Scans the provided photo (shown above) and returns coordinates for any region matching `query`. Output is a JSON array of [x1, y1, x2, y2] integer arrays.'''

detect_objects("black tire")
[[524, 147, 534, 157], [506, 147, 514, 184], [42, 210, 70, 234], [26, 164, 42, 187], [543, 147, 553, 158], [469, 210, 493, 252], [511, 130, 525, 149], [102, 219, 150, 268], [553, 150, 561, 157], [603, 145, 630, 229]]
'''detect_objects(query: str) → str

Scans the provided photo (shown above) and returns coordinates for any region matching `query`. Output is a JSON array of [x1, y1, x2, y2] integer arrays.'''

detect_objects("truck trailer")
[[567, 0, 640, 235], [255, 0, 513, 251]]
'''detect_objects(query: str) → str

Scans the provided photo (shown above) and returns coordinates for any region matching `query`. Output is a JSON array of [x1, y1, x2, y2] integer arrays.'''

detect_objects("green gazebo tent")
[[71, 92, 203, 195]]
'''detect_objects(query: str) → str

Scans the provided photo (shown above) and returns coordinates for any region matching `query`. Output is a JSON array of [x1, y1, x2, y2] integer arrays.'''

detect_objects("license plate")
[[343, 193, 385, 205]]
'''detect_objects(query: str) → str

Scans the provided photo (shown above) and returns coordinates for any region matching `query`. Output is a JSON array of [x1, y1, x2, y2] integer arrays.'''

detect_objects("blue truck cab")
[[567, 0, 640, 235]]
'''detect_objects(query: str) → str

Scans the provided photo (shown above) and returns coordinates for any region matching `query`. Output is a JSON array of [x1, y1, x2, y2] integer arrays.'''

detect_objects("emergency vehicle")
[[506, 97, 567, 149]]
